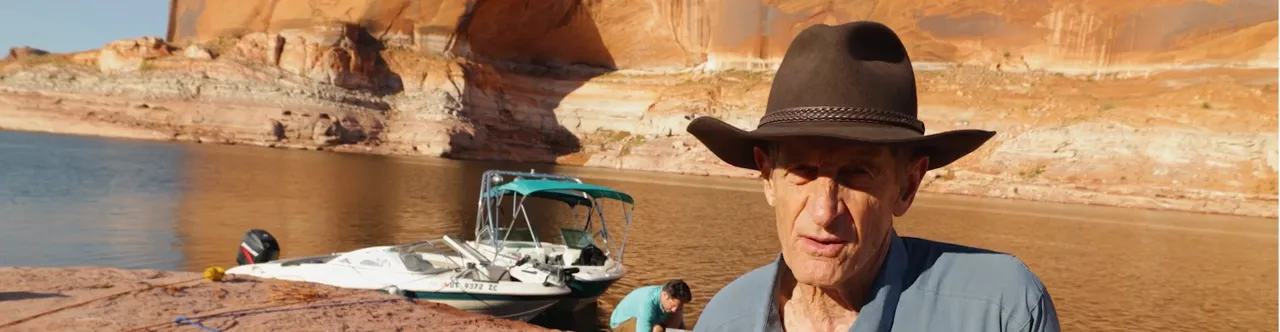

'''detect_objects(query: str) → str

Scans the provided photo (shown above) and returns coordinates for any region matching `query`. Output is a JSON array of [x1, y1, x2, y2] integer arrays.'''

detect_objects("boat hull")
[[469, 241, 626, 311], [225, 249, 571, 322], [406, 291, 563, 322], [568, 278, 618, 299], [553, 277, 619, 311]]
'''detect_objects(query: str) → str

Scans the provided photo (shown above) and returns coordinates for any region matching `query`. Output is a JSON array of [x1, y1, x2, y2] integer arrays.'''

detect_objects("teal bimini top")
[[484, 179, 635, 206]]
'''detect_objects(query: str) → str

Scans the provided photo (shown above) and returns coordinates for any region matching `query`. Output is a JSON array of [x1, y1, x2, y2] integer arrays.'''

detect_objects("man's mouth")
[[799, 235, 846, 257]]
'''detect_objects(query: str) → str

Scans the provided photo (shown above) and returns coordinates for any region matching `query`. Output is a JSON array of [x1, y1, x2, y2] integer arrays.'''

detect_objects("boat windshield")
[[559, 228, 594, 249], [486, 227, 539, 246], [396, 239, 462, 258], [483, 227, 594, 249], [391, 239, 470, 272]]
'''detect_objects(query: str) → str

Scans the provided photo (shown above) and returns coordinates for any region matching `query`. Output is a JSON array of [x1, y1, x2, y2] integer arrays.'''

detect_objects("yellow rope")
[[203, 266, 226, 282]]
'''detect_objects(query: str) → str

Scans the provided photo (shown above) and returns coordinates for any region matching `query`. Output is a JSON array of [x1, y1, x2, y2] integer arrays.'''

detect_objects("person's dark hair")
[[662, 279, 692, 302]]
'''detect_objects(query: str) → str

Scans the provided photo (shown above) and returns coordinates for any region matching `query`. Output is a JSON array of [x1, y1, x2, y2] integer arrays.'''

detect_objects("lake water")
[[0, 130, 1275, 331]]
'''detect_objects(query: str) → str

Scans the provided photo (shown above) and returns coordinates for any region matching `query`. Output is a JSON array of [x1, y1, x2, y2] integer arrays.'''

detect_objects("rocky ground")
[[0, 267, 555, 331], [0, 24, 1275, 218]]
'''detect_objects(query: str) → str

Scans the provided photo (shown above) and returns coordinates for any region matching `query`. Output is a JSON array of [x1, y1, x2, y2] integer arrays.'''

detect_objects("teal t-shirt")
[[610, 285, 668, 329]]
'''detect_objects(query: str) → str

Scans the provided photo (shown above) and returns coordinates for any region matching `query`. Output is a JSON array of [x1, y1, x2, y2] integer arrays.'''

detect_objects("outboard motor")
[[572, 244, 608, 266], [553, 267, 580, 286], [235, 229, 280, 265]]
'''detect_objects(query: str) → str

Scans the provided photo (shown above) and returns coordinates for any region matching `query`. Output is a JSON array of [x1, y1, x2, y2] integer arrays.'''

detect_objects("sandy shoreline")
[[0, 266, 557, 332]]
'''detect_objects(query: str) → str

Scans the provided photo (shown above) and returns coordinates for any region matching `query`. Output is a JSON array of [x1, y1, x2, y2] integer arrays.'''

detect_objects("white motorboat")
[[465, 170, 635, 311], [224, 230, 573, 321]]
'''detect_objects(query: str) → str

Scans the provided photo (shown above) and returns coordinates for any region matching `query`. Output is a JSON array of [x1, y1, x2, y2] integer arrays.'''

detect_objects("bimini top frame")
[[473, 170, 636, 263]]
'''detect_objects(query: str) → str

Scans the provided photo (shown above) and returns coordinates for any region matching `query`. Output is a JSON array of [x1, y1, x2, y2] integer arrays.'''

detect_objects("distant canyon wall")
[[167, 0, 1278, 71], [1, 25, 1273, 217]]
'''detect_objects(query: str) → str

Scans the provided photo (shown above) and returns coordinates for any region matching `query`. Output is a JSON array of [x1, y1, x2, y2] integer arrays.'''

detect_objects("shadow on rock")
[[529, 301, 608, 332], [443, 0, 615, 163], [350, 26, 405, 97], [0, 292, 68, 302]]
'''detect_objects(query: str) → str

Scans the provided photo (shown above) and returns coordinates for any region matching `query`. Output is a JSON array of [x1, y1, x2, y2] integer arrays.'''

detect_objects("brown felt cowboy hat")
[[686, 21, 995, 171]]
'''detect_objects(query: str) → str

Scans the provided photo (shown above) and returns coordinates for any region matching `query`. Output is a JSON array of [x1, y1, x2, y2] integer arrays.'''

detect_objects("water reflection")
[[170, 145, 584, 268], [0, 131, 186, 269], [894, 194, 1279, 332]]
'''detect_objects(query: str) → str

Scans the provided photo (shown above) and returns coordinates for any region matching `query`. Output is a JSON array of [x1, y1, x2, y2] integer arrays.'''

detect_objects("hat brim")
[[686, 116, 995, 171]]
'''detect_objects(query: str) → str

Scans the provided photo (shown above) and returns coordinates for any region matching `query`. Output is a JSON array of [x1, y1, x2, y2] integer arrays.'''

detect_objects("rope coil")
[[173, 317, 220, 332]]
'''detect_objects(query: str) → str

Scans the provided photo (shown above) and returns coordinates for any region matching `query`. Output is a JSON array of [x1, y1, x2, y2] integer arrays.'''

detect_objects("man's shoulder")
[[709, 262, 776, 301], [634, 284, 661, 293], [617, 285, 658, 308], [693, 262, 776, 331], [611, 285, 662, 326], [899, 237, 1048, 303], [897, 237, 1060, 331], [622, 285, 660, 301]]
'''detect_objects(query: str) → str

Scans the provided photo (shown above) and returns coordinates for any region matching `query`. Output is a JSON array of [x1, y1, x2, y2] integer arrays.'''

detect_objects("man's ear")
[[893, 156, 930, 216], [753, 146, 776, 207]]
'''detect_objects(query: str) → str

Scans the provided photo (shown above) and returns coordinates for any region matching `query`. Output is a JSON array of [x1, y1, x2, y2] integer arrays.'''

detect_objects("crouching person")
[[610, 279, 693, 332]]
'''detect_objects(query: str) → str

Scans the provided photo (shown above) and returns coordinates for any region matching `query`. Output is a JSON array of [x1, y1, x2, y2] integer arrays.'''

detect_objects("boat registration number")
[[444, 281, 499, 291]]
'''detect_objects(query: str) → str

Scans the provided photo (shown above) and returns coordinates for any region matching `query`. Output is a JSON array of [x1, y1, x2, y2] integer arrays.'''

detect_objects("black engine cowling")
[[572, 244, 607, 266], [235, 229, 280, 265]]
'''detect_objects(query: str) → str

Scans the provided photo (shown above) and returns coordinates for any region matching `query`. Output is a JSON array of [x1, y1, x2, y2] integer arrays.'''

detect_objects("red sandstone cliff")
[[0, 0, 1274, 217], [166, 0, 1278, 71]]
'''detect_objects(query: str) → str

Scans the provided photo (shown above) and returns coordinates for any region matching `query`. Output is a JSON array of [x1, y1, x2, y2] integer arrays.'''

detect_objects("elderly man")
[[686, 21, 1060, 332]]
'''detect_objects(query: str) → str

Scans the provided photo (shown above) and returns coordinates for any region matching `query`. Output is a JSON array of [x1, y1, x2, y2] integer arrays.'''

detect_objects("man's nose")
[[805, 176, 844, 227]]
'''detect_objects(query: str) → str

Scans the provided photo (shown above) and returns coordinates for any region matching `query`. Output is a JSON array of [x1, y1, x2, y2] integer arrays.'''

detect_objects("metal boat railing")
[[472, 169, 635, 266], [474, 170, 584, 250]]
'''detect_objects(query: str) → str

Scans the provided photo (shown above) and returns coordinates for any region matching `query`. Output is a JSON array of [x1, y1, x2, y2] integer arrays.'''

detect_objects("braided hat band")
[[758, 107, 926, 134]]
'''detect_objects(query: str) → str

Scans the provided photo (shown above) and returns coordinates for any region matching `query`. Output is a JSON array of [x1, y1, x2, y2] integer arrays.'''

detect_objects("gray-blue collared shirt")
[[693, 230, 1060, 332]]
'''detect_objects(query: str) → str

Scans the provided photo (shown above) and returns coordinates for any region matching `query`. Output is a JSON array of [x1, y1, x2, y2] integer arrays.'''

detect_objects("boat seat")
[[480, 265, 510, 282]]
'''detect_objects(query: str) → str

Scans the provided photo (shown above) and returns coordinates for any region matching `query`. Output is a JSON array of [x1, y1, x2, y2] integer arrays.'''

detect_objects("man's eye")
[[786, 166, 818, 180], [838, 168, 872, 184], [839, 168, 869, 178]]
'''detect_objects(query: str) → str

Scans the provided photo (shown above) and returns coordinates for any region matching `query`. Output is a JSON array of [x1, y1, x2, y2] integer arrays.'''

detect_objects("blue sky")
[[0, 0, 170, 54]]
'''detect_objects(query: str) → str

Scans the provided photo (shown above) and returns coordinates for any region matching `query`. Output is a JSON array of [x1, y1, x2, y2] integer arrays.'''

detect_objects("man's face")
[[660, 292, 685, 313], [753, 138, 928, 288]]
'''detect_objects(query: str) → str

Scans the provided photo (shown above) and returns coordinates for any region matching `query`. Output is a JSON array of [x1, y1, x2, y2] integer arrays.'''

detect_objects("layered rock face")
[[98, 37, 176, 73], [226, 23, 400, 91], [0, 0, 1273, 218], [167, 0, 1278, 71]]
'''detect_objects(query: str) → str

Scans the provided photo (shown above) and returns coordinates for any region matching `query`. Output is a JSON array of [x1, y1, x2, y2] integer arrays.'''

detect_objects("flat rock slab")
[[0, 267, 557, 332]]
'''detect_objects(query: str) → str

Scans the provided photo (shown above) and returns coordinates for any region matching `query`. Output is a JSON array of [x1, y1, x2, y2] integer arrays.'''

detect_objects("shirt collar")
[[651, 286, 668, 318], [763, 229, 908, 332]]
